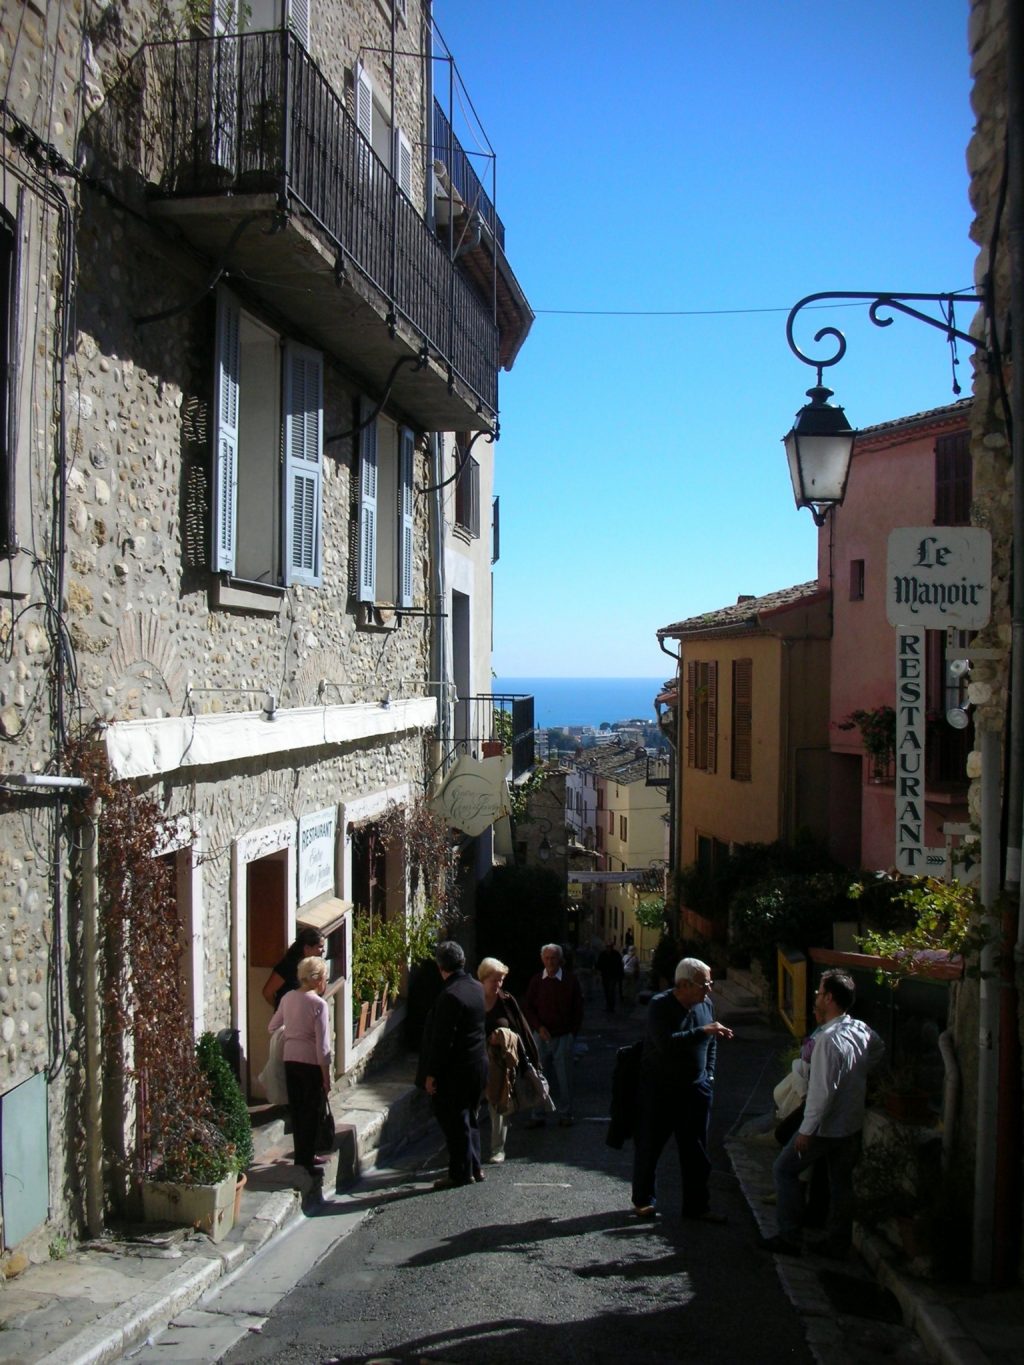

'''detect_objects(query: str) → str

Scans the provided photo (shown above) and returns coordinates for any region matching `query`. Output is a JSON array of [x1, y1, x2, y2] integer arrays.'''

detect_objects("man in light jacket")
[[763, 968, 884, 1258]]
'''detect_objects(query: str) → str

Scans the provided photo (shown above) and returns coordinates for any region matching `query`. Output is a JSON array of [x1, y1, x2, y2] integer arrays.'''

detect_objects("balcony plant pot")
[[355, 1001, 370, 1039], [141, 1169, 236, 1243], [482, 740, 503, 758]]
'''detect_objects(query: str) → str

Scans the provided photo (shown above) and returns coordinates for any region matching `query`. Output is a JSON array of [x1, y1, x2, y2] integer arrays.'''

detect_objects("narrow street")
[[137, 995, 817, 1365]]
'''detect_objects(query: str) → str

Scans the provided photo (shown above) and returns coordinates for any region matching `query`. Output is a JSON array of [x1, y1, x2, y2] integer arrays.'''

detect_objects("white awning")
[[297, 896, 351, 935], [103, 698, 438, 780]]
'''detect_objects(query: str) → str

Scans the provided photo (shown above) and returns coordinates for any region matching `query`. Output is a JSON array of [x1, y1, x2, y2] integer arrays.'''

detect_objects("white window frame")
[[357, 406, 415, 608], [213, 287, 323, 588]]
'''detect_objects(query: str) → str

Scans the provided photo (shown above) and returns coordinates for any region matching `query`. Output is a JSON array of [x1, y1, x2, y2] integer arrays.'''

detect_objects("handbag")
[[316, 1092, 336, 1153], [513, 1059, 556, 1114], [257, 1027, 289, 1106]]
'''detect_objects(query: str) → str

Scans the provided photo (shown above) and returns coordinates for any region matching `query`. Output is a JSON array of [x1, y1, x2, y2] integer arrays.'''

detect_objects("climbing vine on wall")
[[69, 741, 232, 1184]]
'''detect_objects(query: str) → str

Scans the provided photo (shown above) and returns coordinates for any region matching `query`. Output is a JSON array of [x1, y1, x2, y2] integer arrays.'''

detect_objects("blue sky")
[[435, 1, 977, 678]]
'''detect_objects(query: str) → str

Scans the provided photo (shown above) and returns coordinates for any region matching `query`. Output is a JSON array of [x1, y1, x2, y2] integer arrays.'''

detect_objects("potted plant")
[[196, 1032, 253, 1219], [140, 1111, 239, 1243]]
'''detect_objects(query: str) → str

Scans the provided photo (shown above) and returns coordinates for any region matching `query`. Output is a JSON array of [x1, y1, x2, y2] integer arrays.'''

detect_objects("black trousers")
[[631, 1082, 712, 1214], [285, 1060, 323, 1176], [432, 1079, 484, 1183]]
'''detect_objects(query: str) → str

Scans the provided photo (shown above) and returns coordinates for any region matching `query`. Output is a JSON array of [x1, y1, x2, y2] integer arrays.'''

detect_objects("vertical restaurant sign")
[[894, 627, 927, 874], [298, 807, 337, 904], [887, 527, 991, 875]]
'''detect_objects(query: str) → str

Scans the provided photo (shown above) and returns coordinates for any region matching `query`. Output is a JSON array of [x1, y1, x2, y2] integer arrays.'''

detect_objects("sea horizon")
[[492, 676, 666, 731]]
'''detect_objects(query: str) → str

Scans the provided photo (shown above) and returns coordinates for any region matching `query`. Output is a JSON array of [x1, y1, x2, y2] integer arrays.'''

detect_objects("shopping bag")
[[257, 1027, 289, 1105], [514, 1059, 556, 1113], [316, 1092, 336, 1153]]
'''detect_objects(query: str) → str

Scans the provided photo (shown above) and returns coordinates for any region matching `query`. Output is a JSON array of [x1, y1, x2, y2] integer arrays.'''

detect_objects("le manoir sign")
[[886, 528, 991, 875]]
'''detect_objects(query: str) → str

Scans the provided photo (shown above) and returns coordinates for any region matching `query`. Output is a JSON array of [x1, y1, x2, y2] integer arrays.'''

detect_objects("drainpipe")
[[938, 1024, 960, 1172], [428, 434, 451, 782], [82, 798, 103, 1237], [657, 634, 680, 893], [973, 726, 1002, 1282]]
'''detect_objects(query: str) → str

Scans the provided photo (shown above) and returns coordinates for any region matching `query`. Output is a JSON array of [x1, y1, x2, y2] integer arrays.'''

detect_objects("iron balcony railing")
[[432, 100, 504, 250], [456, 693, 534, 781], [131, 31, 498, 412]]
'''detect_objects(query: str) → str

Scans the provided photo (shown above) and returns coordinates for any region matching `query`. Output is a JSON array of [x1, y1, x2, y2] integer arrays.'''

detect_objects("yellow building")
[[657, 583, 831, 943], [566, 746, 668, 959]]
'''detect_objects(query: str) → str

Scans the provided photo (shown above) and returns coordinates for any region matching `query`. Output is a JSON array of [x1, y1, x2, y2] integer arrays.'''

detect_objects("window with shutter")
[[395, 128, 413, 198], [731, 658, 753, 782], [355, 63, 373, 145], [688, 659, 718, 773], [454, 452, 480, 538], [398, 426, 415, 609], [357, 407, 414, 609], [935, 430, 971, 526], [212, 289, 323, 593], [283, 342, 322, 586], [357, 398, 378, 602], [212, 288, 241, 572]]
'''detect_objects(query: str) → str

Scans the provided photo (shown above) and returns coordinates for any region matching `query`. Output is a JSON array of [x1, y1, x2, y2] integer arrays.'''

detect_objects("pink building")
[[824, 399, 972, 871]]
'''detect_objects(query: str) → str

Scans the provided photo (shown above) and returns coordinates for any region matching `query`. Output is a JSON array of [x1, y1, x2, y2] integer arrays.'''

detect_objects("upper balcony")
[[97, 30, 520, 430]]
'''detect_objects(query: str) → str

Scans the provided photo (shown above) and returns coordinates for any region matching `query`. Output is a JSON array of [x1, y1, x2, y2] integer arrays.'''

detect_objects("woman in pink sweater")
[[268, 955, 331, 1181]]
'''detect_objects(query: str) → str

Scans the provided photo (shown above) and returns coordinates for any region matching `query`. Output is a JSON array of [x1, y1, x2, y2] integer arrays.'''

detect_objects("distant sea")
[[492, 677, 665, 730]]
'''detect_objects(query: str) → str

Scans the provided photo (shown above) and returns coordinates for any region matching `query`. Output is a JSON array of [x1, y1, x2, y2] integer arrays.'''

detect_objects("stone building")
[[0, 0, 530, 1259], [961, 0, 1022, 1285]]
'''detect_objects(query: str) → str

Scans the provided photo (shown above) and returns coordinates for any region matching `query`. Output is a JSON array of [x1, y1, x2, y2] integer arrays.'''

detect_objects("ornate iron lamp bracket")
[[785, 290, 987, 383]]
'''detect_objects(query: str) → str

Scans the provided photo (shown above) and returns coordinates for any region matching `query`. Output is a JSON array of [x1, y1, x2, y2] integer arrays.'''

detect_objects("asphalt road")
[[212, 995, 814, 1365]]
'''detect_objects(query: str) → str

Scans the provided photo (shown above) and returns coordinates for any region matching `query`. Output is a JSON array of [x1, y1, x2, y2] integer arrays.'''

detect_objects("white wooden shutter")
[[212, 287, 241, 573], [209, 0, 237, 34], [355, 63, 373, 144], [395, 127, 412, 197], [287, 0, 310, 49], [283, 341, 322, 586], [398, 426, 415, 609], [357, 397, 378, 601]]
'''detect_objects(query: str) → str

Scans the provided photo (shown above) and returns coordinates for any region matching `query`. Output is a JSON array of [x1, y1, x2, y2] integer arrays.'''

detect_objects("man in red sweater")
[[524, 943, 584, 1127]]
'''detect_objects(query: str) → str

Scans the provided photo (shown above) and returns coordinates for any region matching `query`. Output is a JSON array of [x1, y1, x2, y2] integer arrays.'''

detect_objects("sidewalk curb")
[[35, 1255, 223, 1365], [856, 1228, 992, 1365], [33, 1190, 304, 1365]]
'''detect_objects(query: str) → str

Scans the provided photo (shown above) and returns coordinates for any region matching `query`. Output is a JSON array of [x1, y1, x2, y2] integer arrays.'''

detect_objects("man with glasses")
[[762, 969, 883, 1258], [631, 957, 734, 1222]]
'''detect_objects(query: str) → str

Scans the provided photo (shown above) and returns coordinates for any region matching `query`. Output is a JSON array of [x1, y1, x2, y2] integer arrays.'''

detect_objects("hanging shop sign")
[[298, 807, 337, 904], [886, 527, 992, 629]]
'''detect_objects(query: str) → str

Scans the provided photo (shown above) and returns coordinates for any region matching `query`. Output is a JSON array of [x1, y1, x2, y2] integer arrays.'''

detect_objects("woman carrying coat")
[[477, 956, 539, 1163]]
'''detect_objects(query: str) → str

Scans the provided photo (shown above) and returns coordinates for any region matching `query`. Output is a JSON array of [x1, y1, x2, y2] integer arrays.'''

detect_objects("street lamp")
[[537, 818, 552, 861], [783, 289, 985, 525], [782, 377, 856, 527]]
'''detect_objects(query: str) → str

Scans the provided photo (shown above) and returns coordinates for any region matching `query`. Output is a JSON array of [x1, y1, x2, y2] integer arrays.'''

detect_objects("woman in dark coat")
[[262, 927, 325, 1008], [478, 955, 539, 1163]]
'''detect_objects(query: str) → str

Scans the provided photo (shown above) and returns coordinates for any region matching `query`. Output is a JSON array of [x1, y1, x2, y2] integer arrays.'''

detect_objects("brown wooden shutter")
[[686, 660, 696, 768], [935, 430, 971, 525], [732, 658, 753, 781], [706, 661, 718, 774]]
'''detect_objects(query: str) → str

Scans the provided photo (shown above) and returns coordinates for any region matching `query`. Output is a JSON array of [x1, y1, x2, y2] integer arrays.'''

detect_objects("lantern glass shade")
[[783, 384, 856, 520]]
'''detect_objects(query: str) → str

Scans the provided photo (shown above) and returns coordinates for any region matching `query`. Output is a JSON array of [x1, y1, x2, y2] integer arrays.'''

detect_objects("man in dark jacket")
[[523, 943, 584, 1127], [419, 941, 488, 1188], [631, 957, 733, 1220]]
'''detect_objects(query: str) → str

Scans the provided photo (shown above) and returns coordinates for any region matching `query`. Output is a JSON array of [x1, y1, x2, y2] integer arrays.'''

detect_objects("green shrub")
[[729, 871, 853, 975], [196, 1032, 253, 1174]]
